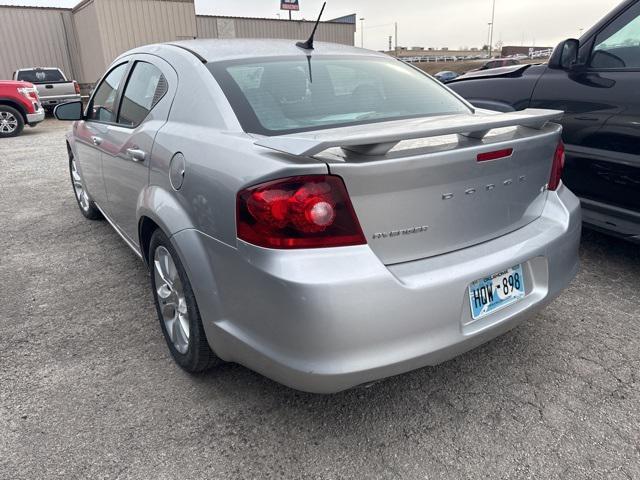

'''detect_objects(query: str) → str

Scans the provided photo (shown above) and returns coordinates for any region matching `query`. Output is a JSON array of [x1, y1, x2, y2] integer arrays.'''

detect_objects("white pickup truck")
[[13, 67, 81, 112]]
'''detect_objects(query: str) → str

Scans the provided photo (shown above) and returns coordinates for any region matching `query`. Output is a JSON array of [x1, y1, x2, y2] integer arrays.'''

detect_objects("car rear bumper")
[[173, 184, 581, 393], [39, 94, 81, 107], [26, 107, 45, 125]]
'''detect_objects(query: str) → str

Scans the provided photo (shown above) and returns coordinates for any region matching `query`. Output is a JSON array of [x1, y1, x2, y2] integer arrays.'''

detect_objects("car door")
[[530, 2, 640, 213], [100, 55, 177, 244], [74, 62, 129, 207]]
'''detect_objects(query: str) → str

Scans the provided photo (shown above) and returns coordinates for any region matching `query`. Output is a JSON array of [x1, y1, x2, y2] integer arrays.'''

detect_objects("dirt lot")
[[1, 119, 639, 479]]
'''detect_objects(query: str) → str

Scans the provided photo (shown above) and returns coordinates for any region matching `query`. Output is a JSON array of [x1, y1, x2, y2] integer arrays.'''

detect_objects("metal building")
[[0, 1, 356, 86], [196, 15, 355, 46], [0, 6, 80, 81]]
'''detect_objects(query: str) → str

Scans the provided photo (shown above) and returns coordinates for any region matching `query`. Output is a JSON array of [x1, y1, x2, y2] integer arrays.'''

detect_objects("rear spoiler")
[[255, 108, 563, 157]]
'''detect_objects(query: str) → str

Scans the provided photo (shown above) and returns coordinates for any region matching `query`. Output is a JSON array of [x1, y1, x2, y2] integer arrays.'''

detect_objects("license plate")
[[468, 265, 525, 320]]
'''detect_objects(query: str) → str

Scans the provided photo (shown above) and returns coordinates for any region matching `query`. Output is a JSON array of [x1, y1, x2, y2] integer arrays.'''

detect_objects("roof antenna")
[[296, 2, 326, 50]]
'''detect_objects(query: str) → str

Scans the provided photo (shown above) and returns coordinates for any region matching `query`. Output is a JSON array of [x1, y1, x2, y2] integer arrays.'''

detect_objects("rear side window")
[[208, 56, 470, 136], [118, 62, 168, 128], [16, 69, 65, 83], [87, 63, 128, 123]]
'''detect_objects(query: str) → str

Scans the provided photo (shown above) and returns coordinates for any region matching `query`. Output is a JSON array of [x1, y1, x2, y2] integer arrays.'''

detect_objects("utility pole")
[[395, 22, 398, 57], [488, 0, 496, 58], [360, 17, 365, 48]]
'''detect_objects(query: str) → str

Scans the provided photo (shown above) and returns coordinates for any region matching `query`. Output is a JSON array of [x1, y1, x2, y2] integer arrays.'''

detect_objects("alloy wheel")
[[153, 246, 190, 354], [70, 159, 90, 211], [0, 111, 18, 134]]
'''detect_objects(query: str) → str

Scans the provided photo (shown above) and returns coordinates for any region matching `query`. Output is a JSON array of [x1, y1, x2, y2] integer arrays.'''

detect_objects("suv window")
[[16, 69, 65, 83], [87, 63, 128, 123], [591, 3, 640, 69], [118, 62, 168, 128]]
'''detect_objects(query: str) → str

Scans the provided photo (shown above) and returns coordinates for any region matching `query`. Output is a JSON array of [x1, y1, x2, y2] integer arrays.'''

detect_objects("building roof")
[[0, 4, 72, 11]]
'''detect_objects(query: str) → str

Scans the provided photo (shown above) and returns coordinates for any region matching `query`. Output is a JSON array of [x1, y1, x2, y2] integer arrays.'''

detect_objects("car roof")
[[146, 39, 389, 63], [16, 67, 61, 71]]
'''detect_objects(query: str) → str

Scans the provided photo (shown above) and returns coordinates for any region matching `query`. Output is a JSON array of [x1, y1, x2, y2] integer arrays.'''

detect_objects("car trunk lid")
[[255, 109, 563, 264]]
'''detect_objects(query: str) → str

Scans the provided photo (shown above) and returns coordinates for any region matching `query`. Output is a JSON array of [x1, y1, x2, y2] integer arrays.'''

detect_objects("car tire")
[[0, 105, 25, 138], [69, 150, 102, 220], [149, 228, 220, 373]]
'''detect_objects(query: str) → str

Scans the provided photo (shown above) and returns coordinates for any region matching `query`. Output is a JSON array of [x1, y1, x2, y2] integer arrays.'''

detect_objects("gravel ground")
[[1, 119, 639, 480]]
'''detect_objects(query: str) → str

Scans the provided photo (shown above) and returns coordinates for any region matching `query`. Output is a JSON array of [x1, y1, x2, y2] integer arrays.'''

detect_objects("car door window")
[[117, 62, 168, 128], [591, 3, 640, 69], [87, 63, 128, 123]]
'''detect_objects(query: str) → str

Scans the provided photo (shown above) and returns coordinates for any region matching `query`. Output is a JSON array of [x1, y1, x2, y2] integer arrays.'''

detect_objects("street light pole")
[[360, 17, 365, 48], [488, 0, 496, 57]]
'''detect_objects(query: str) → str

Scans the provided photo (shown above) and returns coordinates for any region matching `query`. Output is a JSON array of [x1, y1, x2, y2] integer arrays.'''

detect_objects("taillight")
[[73, 81, 80, 95], [548, 141, 565, 191], [17, 87, 39, 102], [237, 175, 366, 249]]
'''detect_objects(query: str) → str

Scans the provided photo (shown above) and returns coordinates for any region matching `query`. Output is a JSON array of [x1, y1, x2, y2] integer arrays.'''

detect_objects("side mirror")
[[549, 38, 579, 70], [54, 101, 84, 121]]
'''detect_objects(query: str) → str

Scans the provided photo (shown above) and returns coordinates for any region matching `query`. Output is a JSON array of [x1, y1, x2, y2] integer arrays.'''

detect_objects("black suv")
[[449, 0, 640, 243]]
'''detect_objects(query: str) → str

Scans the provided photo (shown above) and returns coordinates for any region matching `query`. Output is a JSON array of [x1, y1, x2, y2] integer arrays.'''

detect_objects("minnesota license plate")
[[468, 265, 525, 320]]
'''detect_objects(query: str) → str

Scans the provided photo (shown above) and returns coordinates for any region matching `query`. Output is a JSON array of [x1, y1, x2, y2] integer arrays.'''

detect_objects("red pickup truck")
[[0, 80, 45, 138]]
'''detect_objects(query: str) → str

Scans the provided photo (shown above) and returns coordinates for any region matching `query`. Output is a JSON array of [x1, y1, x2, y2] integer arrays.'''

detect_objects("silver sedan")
[[55, 39, 581, 393]]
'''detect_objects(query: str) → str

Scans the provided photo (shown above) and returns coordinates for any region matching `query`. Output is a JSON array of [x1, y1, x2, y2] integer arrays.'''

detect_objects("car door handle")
[[91, 136, 102, 146], [126, 148, 147, 162]]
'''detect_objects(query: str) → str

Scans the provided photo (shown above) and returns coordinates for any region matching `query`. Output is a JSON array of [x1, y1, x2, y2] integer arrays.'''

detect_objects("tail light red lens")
[[237, 175, 366, 249], [477, 148, 513, 162], [548, 141, 565, 191], [17, 87, 39, 102], [73, 81, 81, 95]]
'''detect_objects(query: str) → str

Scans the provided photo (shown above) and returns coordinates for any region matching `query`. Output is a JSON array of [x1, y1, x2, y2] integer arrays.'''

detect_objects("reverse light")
[[548, 141, 565, 191], [237, 175, 366, 249]]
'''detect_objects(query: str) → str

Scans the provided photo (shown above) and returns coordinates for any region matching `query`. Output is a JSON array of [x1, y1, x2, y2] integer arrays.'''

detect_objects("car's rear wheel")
[[69, 152, 102, 219], [0, 106, 24, 138], [149, 229, 219, 372]]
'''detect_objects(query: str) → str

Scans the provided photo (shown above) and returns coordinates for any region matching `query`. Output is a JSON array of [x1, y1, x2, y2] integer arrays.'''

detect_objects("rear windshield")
[[16, 69, 65, 83], [208, 56, 471, 135]]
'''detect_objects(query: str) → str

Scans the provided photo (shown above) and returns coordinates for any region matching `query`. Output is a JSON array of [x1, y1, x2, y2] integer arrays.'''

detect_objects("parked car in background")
[[470, 58, 520, 72], [13, 67, 81, 113], [433, 70, 459, 83], [0, 80, 44, 137], [448, 0, 640, 243], [54, 38, 580, 393]]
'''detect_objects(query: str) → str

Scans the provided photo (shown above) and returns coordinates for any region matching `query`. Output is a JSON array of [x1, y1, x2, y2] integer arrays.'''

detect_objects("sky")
[[0, 0, 624, 51]]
